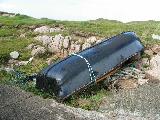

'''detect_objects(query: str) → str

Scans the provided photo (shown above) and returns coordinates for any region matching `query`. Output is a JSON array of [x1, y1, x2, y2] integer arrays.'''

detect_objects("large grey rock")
[[63, 49, 68, 57], [17, 57, 34, 66], [49, 27, 62, 32], [48, 34, 64, 53], [34, 26, 50, 33], [151, 45, 160, 55], [53, 34, 64, 42], [48, 42, 59, 53], [150, 55, 160, 69], [10, 51, 19, 59], [82, 43, 91, 50], [146, 55, 160, 80], [69, 42, 81, 54], [63, 36, 70, 49], [96, 40, 102, 44], [144, 49, 153, 57], [86, 36, 97, 44], [141, 58, 150, 66], [35, 35, 53, 46], [74, 44, 81, 53], [152, 34, 160, 40], [31, 46, 46, 57]]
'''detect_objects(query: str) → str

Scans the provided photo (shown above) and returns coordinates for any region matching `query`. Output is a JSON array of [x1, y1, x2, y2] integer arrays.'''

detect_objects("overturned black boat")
[[36, 32, 144, 100]]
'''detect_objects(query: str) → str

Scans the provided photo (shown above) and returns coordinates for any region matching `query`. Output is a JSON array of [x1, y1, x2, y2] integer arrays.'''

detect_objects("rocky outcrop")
[[31, 45, 46, 57], [48, 34, 64, 53], [86, 36, 97, 44], [63, 36, 71, 49], [33, 33, 100, 58], [69, 42, 81, 54], [82, 42, 91, 50], [18, 57, 34, 66], [34, 34, 100, 57], [49, 27, 62, 32], [34, 26, 50, 33], [35, 35, 53, 46]]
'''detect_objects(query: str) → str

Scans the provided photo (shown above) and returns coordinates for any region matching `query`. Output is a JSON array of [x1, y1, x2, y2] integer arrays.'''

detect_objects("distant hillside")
[[0, 11, 16, 17]]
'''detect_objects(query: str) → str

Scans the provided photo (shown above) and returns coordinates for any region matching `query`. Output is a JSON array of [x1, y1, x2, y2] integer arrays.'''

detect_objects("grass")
[[0, 38, 33, 64], [0, 14, 56, 26], [64, 82, 111, 110], [1, 13, 160, 111]]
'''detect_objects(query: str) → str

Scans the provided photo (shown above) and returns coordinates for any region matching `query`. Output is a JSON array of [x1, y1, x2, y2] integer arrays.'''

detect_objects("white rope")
[[71, 53, 96, 82]]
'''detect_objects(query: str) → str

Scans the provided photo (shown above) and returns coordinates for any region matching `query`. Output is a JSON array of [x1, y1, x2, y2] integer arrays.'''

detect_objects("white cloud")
[[0, 2, 16, 10], [0, 0, 160, 22]]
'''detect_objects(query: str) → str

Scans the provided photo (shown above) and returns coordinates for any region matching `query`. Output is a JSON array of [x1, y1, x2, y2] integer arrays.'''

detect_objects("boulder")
[[145, 55, 160, 80], [151, 45, 160, 55], [69, 43, 75, 54], [69, 42, 81, 54], [34, 26, 50, 33], [63, 37, 70, 49], [48, 34, 64, 53], [59, 49, 69, 58], [74, 44, 81, 53], [96, 40, 102, 44], [152, 34, 160, 40], [63, 49, 68, 57], [49, 27, 62, 32], [35, 35, 53, 46], [10, 51, 19, 59], [144, 49, 153, 57], [82, 43, 91, 50], [141, 58, 150, 66], [48, 42, 59, 53], [18, 57, 34, 66], [149, 55, 160, 69], [53, 34, 64, 42], [86, 36, 97, 44], [31, 46, 46, 57], [18, 61, 29, 66], [46, 57, 55, 65]]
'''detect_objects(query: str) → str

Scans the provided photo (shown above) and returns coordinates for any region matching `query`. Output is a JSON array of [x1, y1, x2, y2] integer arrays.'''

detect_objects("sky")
[[0, 0, 160, 22]]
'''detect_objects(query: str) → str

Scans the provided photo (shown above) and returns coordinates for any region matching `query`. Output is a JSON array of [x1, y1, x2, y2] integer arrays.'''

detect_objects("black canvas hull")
[[36, 32, 144, 100]]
